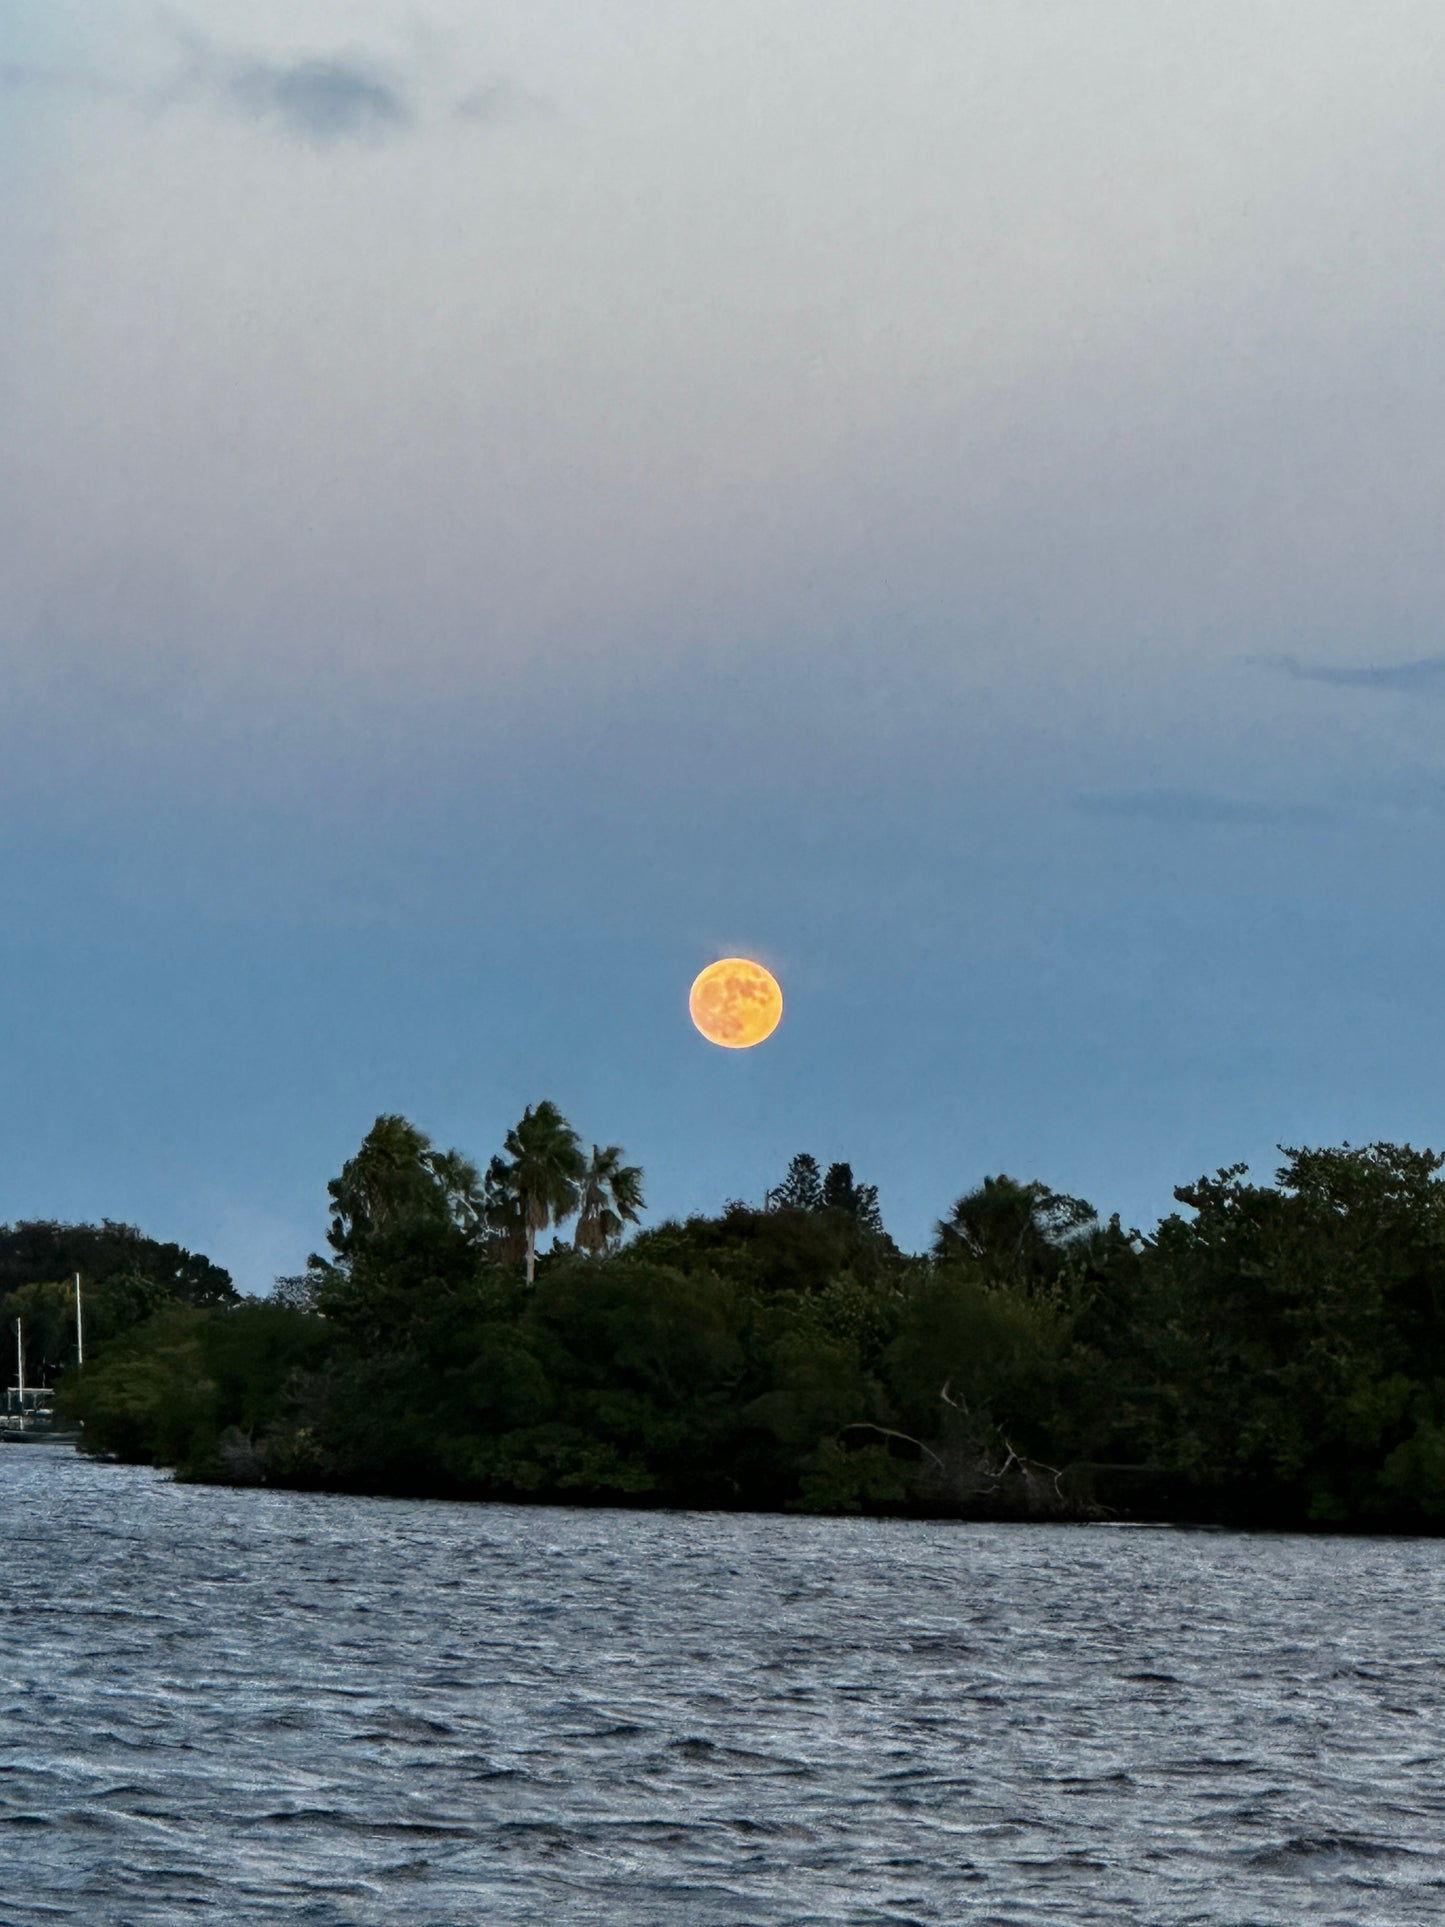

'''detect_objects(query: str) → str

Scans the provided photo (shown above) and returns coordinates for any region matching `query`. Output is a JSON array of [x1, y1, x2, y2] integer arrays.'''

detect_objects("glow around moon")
[[689, 958, 783, 1049]]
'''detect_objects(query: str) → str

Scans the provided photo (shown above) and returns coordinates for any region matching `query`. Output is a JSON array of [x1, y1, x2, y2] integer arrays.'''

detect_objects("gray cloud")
[[196, 52, 413, 144], [1074, 789, 1328, 829], [1274, 652, 1445, 693], [3, 39, 415, 143]]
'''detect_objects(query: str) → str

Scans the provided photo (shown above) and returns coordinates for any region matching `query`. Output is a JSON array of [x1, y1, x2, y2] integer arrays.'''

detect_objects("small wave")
[[355, 1713, 457, 1740], [1248, 1833, 1406, 1870]]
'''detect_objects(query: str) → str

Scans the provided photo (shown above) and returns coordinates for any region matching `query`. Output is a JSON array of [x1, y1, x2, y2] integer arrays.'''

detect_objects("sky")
[[6, 0, 1445, 1289]]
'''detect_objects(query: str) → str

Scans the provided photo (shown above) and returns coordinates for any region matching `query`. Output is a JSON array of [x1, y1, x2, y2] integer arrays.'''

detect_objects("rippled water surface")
[[2, 1451, 1443, 1924]]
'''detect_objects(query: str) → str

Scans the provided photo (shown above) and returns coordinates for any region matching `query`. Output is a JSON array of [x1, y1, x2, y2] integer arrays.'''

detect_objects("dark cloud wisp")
[[1275, 653, 1445, 693], [207, 53, 412, 144], [8, 30, 532, 146]]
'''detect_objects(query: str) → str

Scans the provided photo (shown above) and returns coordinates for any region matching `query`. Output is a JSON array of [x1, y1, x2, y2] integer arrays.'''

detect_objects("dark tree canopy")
[[0, 1220, 234, 1307], [933, 1175, 1096, 1293], [323, 1114, 481, 1264], [0, 1219, 235, 1386]]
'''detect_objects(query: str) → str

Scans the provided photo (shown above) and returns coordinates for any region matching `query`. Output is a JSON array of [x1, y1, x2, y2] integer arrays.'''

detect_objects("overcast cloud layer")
[[5, 1, 1445, 1285]]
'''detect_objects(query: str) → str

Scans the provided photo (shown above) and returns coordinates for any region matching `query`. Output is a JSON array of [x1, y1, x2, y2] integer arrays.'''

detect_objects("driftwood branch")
[[939, 1377, 969, 1415], [840, 1422, 947, 1473]]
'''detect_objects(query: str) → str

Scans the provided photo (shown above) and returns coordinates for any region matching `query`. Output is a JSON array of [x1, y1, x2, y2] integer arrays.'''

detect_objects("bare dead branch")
[[840, 1423, 947, 1473]]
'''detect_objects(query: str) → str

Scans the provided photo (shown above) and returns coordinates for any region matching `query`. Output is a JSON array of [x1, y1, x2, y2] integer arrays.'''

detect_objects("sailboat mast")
[[15, 1318, 23, 1403], [75, 1273, 84, 1368]]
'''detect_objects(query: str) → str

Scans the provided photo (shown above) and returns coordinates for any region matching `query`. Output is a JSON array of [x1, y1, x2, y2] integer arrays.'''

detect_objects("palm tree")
[[573, 1144, 645, 1255], [481, 1154, 527, 1272], [425, 1147, 485, 1237], [501, 1101, 585, 1284]]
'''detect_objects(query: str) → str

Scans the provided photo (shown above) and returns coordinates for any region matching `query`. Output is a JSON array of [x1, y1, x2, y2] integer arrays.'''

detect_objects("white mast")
[[75, 1272, 84, 1368], [14, 1318, 23, 1404]]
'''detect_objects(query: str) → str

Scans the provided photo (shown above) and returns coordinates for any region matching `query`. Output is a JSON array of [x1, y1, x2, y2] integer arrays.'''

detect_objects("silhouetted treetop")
[[774, 1154, 822, 1212], [0, 1220, 234, 1307], [933, 1175, 1095, 1293], [821, 1162, 884, 1234]]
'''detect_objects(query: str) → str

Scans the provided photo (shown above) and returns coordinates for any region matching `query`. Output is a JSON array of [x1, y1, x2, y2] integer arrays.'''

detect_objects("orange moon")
[[689, 958, 783, 1049]]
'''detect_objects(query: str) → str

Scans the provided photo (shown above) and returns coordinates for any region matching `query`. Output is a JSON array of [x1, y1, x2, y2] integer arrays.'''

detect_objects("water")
[[1, 1451, 1442, 1925]]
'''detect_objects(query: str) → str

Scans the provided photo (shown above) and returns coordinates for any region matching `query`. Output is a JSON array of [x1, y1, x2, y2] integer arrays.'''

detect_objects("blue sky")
[[6, 1, 1445, 1287]]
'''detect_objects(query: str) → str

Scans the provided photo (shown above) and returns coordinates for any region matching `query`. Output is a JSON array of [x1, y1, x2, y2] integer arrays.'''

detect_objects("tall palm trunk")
[[500, 1103, 589, 1283]]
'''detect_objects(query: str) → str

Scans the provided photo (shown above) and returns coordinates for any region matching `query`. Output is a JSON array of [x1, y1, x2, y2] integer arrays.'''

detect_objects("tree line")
[[0, 1220, 235, 1389], [26, 1111, 1445, 1531]]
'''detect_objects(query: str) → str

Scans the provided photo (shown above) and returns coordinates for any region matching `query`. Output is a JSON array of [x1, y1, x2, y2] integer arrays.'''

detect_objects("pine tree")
[[822, 1161, 884, 1235], [774, 1152, 823, 1212]]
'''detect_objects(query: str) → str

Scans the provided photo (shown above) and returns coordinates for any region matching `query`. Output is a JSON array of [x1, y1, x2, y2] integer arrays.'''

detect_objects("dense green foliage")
[[0, 1220, 235, 1387], [48, 1118, 1445, 1531]]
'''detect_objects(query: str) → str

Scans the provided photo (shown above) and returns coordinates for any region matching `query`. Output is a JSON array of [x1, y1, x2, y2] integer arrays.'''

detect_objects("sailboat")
[[1, 1275, 83, 1442]]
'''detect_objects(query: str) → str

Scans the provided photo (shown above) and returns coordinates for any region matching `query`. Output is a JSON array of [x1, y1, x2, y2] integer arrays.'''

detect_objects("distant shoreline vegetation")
[[11, 1114, 1445, 1532]]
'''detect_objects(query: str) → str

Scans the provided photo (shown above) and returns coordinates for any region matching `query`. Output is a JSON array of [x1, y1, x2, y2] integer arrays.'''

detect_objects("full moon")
[[689, 958, 783, 1049]]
